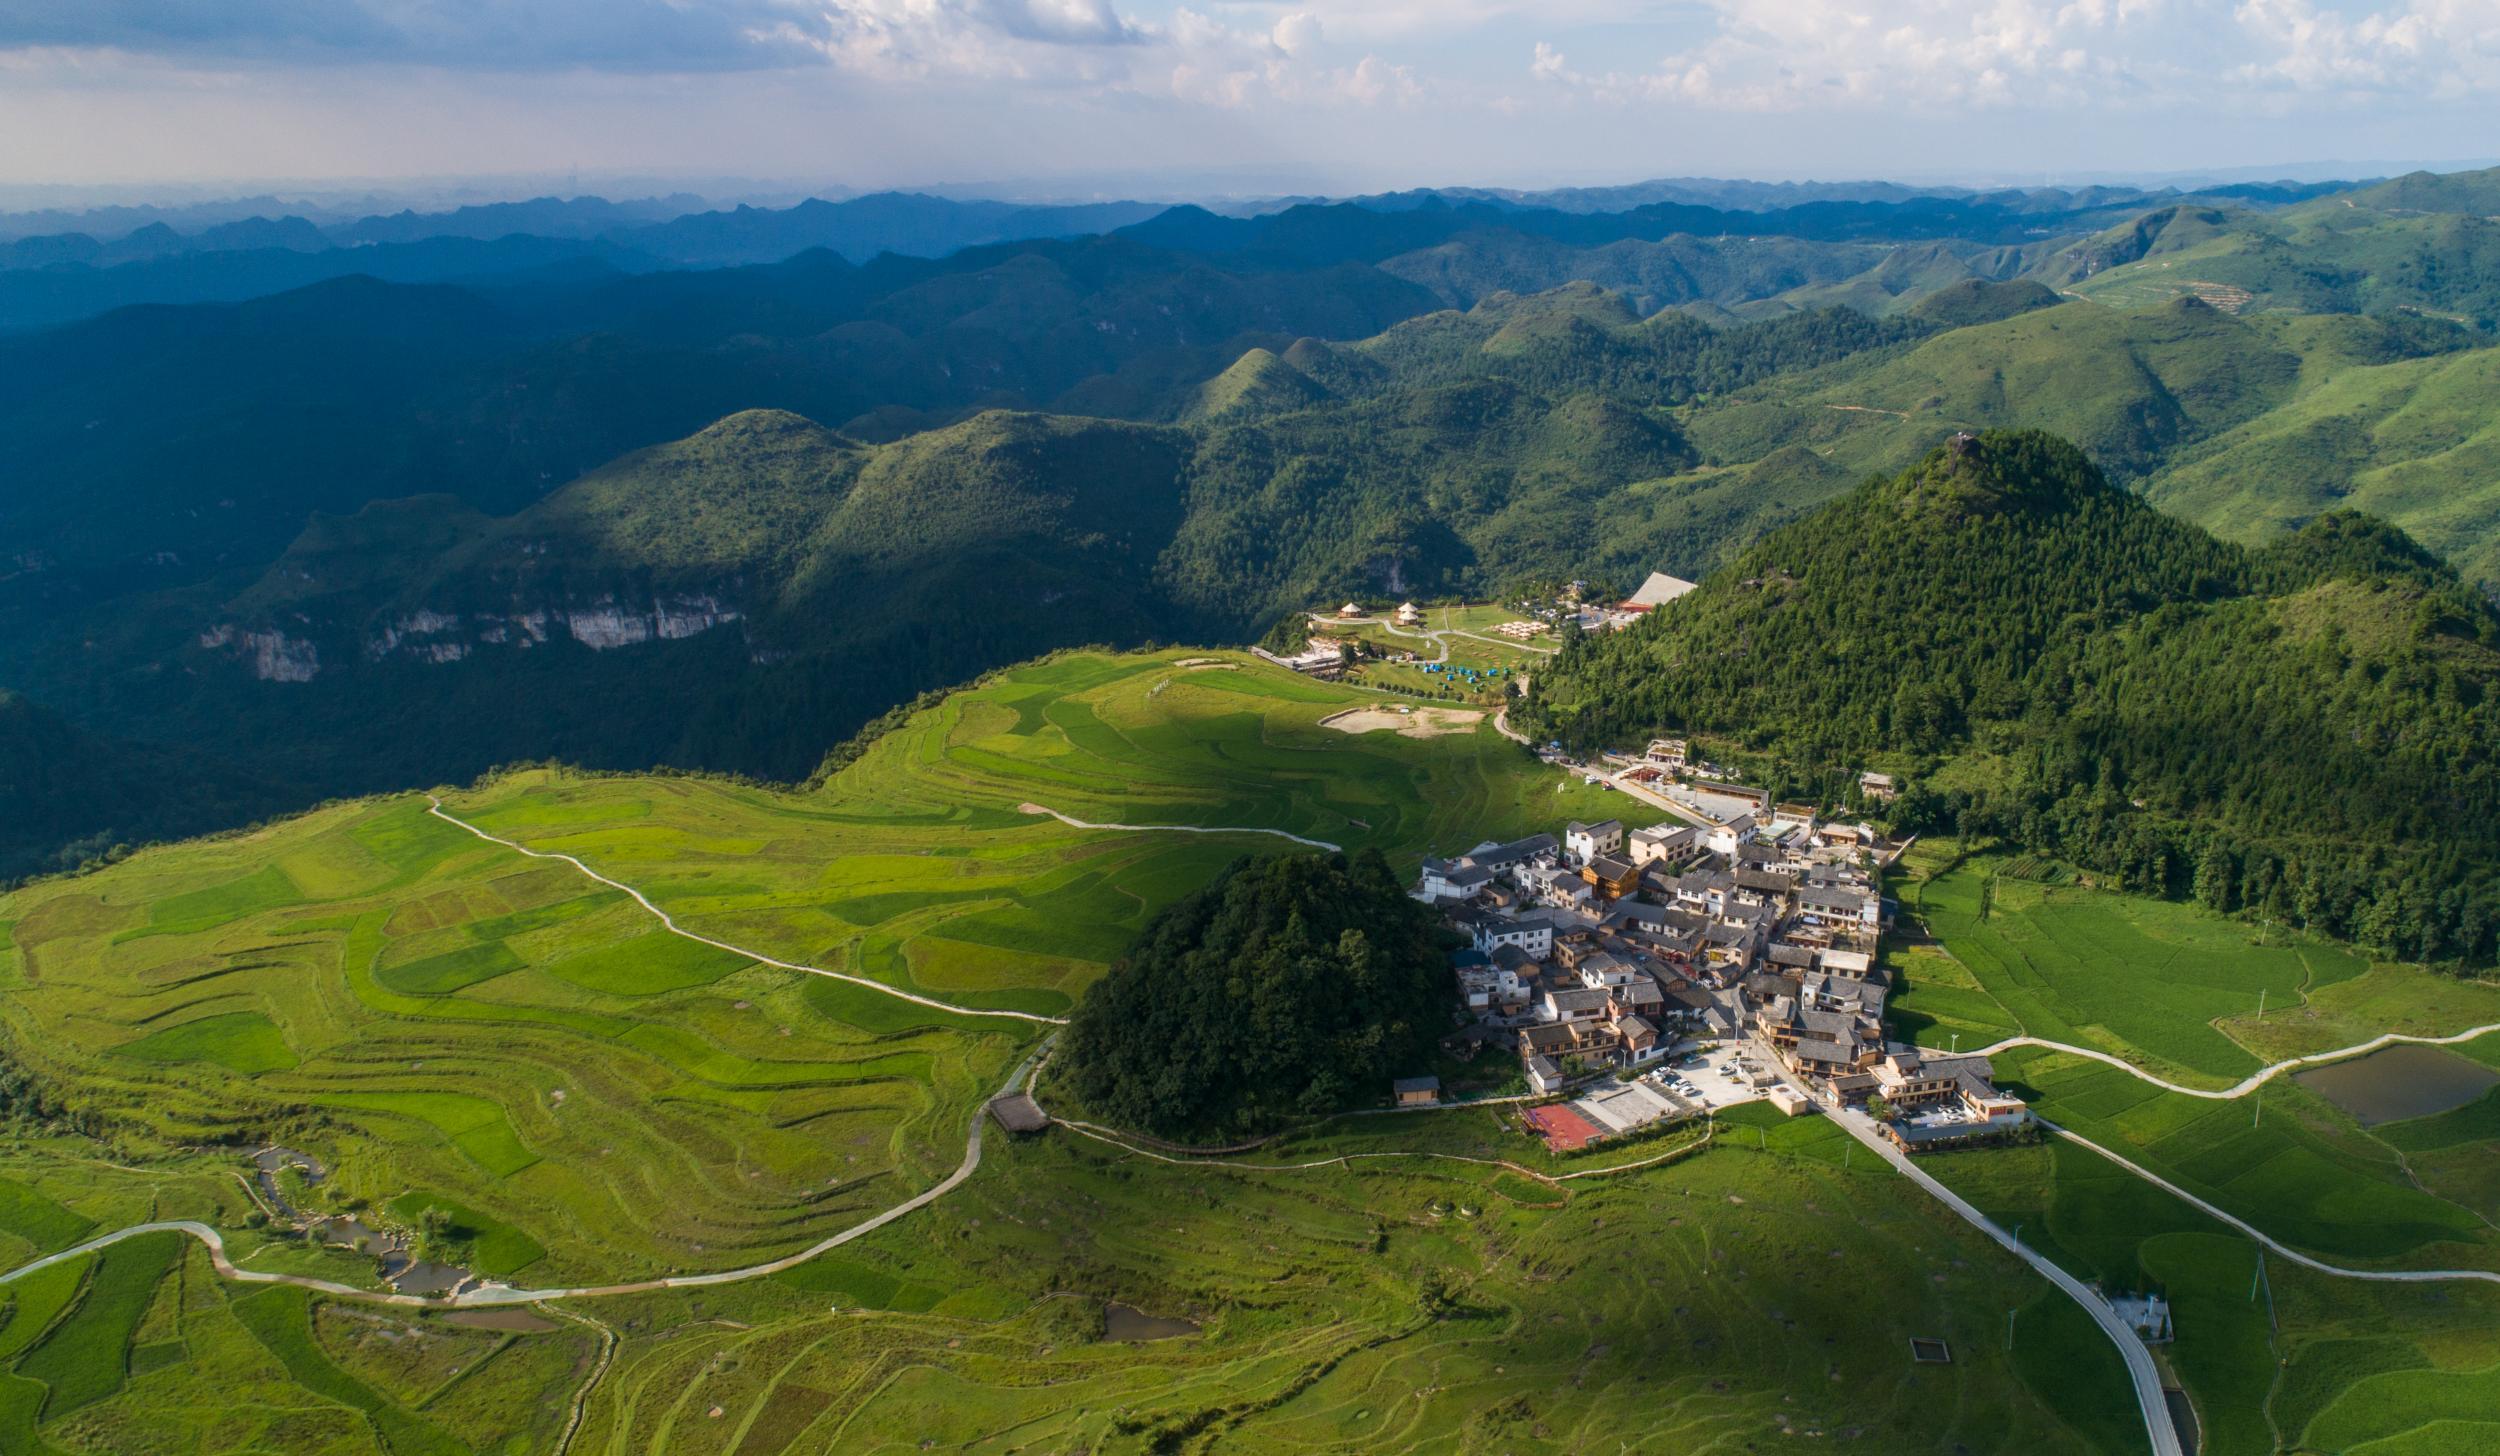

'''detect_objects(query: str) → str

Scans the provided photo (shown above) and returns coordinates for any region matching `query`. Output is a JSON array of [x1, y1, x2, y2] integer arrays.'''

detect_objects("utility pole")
[[2005, 1307, 2016, 1350], [2257, 987, 2266, 1021], [2254, 1088, 2262, 1128]]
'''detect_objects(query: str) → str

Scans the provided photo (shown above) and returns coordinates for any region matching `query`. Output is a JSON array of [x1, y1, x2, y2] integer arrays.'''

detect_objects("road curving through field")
[[2, 1045, 1046, 1309], [428, 796, 1066, 1024], [1974, 1025, 2500, 1099]]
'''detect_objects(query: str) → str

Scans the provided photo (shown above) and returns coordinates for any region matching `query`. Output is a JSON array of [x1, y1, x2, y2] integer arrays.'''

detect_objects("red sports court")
[[1522, 1103, 1605, 1153]]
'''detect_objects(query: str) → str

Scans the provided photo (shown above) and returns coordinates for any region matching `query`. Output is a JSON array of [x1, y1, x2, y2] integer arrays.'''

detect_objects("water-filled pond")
[[1103, 1303, 1200, 1342], [2292, 1044, 2499, 1127]]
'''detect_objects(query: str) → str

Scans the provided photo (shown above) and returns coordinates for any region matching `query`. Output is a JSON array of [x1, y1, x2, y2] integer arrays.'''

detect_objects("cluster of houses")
[[1416, 794, 2027, 1152]]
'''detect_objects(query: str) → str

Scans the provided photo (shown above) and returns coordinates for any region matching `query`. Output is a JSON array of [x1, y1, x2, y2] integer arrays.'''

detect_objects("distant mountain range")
[[0, 173, 2399, 333], [11, 165, 2500, 878]]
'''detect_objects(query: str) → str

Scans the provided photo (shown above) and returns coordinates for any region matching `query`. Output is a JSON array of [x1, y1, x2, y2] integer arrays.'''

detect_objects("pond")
[[2292, 1044, 2500, 1127], [1103, 1303, 1200, 1342]]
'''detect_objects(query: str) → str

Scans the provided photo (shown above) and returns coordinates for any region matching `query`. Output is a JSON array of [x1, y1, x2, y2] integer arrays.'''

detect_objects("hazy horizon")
[[9, 3, 2500, 196]]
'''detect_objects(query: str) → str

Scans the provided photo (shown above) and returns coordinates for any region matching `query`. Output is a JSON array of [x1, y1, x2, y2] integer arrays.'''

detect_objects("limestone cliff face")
[[205, 590, 743, 682], [245, 630, 321, 683]]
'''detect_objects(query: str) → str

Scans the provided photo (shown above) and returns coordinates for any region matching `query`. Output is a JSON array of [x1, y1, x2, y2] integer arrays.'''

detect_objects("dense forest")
[[1522, 431, 2500, 963], [1055, 851, 1453, 1139], [18, 167, 2500, 877]]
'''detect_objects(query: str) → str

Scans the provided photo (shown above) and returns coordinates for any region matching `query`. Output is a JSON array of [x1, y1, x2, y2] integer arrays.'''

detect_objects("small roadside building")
[[1525, 1054, 1566, 1095], [986, 1093, 1051, 1136], [1392, 1075, 1442, 1107]]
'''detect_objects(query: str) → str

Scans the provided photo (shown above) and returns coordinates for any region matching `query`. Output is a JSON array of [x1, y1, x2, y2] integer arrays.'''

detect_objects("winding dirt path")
[[2, 1046, 1045, 1308], [1974, 1024, 2500, 1099], [428, 797, 1064, 1025], [1013, 803, 1340, 851]]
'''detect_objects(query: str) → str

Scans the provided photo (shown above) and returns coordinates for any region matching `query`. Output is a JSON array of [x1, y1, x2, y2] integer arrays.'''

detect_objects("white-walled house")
[[1565, 819, 1625, 864]]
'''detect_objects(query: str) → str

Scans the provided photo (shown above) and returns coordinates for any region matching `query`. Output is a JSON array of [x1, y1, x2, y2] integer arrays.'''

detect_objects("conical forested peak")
[[1874, 427, 2117, 522]]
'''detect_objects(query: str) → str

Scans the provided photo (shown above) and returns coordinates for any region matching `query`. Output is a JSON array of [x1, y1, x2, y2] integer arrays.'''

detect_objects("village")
[[1403, 734, 2031, 1156]]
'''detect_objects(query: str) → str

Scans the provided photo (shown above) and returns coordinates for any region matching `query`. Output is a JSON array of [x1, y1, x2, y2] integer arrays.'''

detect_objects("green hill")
[[1181, 346, 1334, 423], [1687, 297, 2473, 484], [1056, 848, 1450, 1138], [2143, 345, 2500, 584], [0, 694, 277, 881], [1524, 430, 2500, 962], [2339, 165, 2500, 215], [2057, 188, 2500, 325]]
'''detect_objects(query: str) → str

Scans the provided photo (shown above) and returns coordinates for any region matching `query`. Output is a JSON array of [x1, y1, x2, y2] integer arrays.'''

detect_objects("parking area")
[[1653, 1045, 1773, 1112]]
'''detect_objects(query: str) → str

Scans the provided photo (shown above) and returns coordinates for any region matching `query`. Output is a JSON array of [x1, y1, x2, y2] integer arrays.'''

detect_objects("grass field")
[[6, 650, 2492, 1452], [1318, 603, 1554, 706], [1886, 843, 2493, 1086], [0, 649, 1624, 1298], [1934, 1138, 2500, 1455], [538, 1123, 2125, 1454]]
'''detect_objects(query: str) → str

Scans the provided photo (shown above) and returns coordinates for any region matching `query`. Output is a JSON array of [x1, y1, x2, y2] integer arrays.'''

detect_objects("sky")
[[5, 1, 2500, 196]]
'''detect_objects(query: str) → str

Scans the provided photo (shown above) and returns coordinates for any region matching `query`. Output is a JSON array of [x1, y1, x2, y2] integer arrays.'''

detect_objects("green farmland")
[[0, 649, 1623, 1290], [1889, 843, 2500, 1269], [1936, 1137, 2500, 1456], [5, 651, 2497, 1452], [1888, 845, 2500, 1085]]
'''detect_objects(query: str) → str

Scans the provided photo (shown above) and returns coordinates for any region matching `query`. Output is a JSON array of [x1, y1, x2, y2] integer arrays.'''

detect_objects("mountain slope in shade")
[[1524, 430, 2500, 962]]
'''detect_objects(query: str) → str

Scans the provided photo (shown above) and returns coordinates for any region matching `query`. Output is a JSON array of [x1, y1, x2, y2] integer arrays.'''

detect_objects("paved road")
[[1749, 1044, 2183, 1456], [1976, 1025, 2500, 1100]]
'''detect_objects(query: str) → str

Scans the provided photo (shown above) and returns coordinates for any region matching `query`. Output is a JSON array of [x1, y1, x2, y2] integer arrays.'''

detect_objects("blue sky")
[[3, 2, 2498, 193]]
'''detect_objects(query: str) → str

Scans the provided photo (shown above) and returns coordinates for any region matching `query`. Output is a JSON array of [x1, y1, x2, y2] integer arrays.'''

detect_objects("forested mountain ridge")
[[1523, 431, 2500, 962], [5, 289, 1940, 835]]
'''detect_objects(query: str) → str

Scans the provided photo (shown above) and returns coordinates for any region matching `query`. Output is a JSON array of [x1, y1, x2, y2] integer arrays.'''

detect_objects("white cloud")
[[1527, 0, 2500, 111], [1272, 11, 1323, 55]]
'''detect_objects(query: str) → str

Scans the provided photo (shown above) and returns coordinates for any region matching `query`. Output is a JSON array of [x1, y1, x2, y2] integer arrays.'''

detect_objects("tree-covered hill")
[[0, 693, 281, 882], [1055, 850, 1452, 1139], [1685, 296, 2478, 485], [2141, 344, 2500, 586], [2056, 171, 2500, 326], [1522, 430, 2500, 962]]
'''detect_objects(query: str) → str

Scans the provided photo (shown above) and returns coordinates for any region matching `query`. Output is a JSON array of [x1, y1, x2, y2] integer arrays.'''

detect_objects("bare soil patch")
[[1320, 706, 1484, 738]]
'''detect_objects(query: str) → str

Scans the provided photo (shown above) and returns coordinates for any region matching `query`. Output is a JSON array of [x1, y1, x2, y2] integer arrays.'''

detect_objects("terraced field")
[[15, 651, 2498, 1453], [0, 650, 1626, 1292], [1993, 1048, 2497, 1272], [532, 1124, 2126, 1454], [1938, 1138, 2500, 1456], [1887, 847, 2445, 1084]]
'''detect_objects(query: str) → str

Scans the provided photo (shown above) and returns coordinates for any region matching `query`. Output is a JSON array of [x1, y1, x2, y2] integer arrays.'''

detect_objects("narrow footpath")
[[428, 797, 1065, 1025], [1975, 1026, 2500, 1100]]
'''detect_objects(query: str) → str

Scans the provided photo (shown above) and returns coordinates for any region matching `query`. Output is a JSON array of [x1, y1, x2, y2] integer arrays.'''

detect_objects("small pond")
[[2292, 1044, 2499, 1127], [1103, 1303, 1200, 1342]]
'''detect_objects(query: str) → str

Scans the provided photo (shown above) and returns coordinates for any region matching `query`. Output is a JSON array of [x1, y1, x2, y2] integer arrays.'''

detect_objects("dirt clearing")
[[1320, 706, 1484, 738]]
